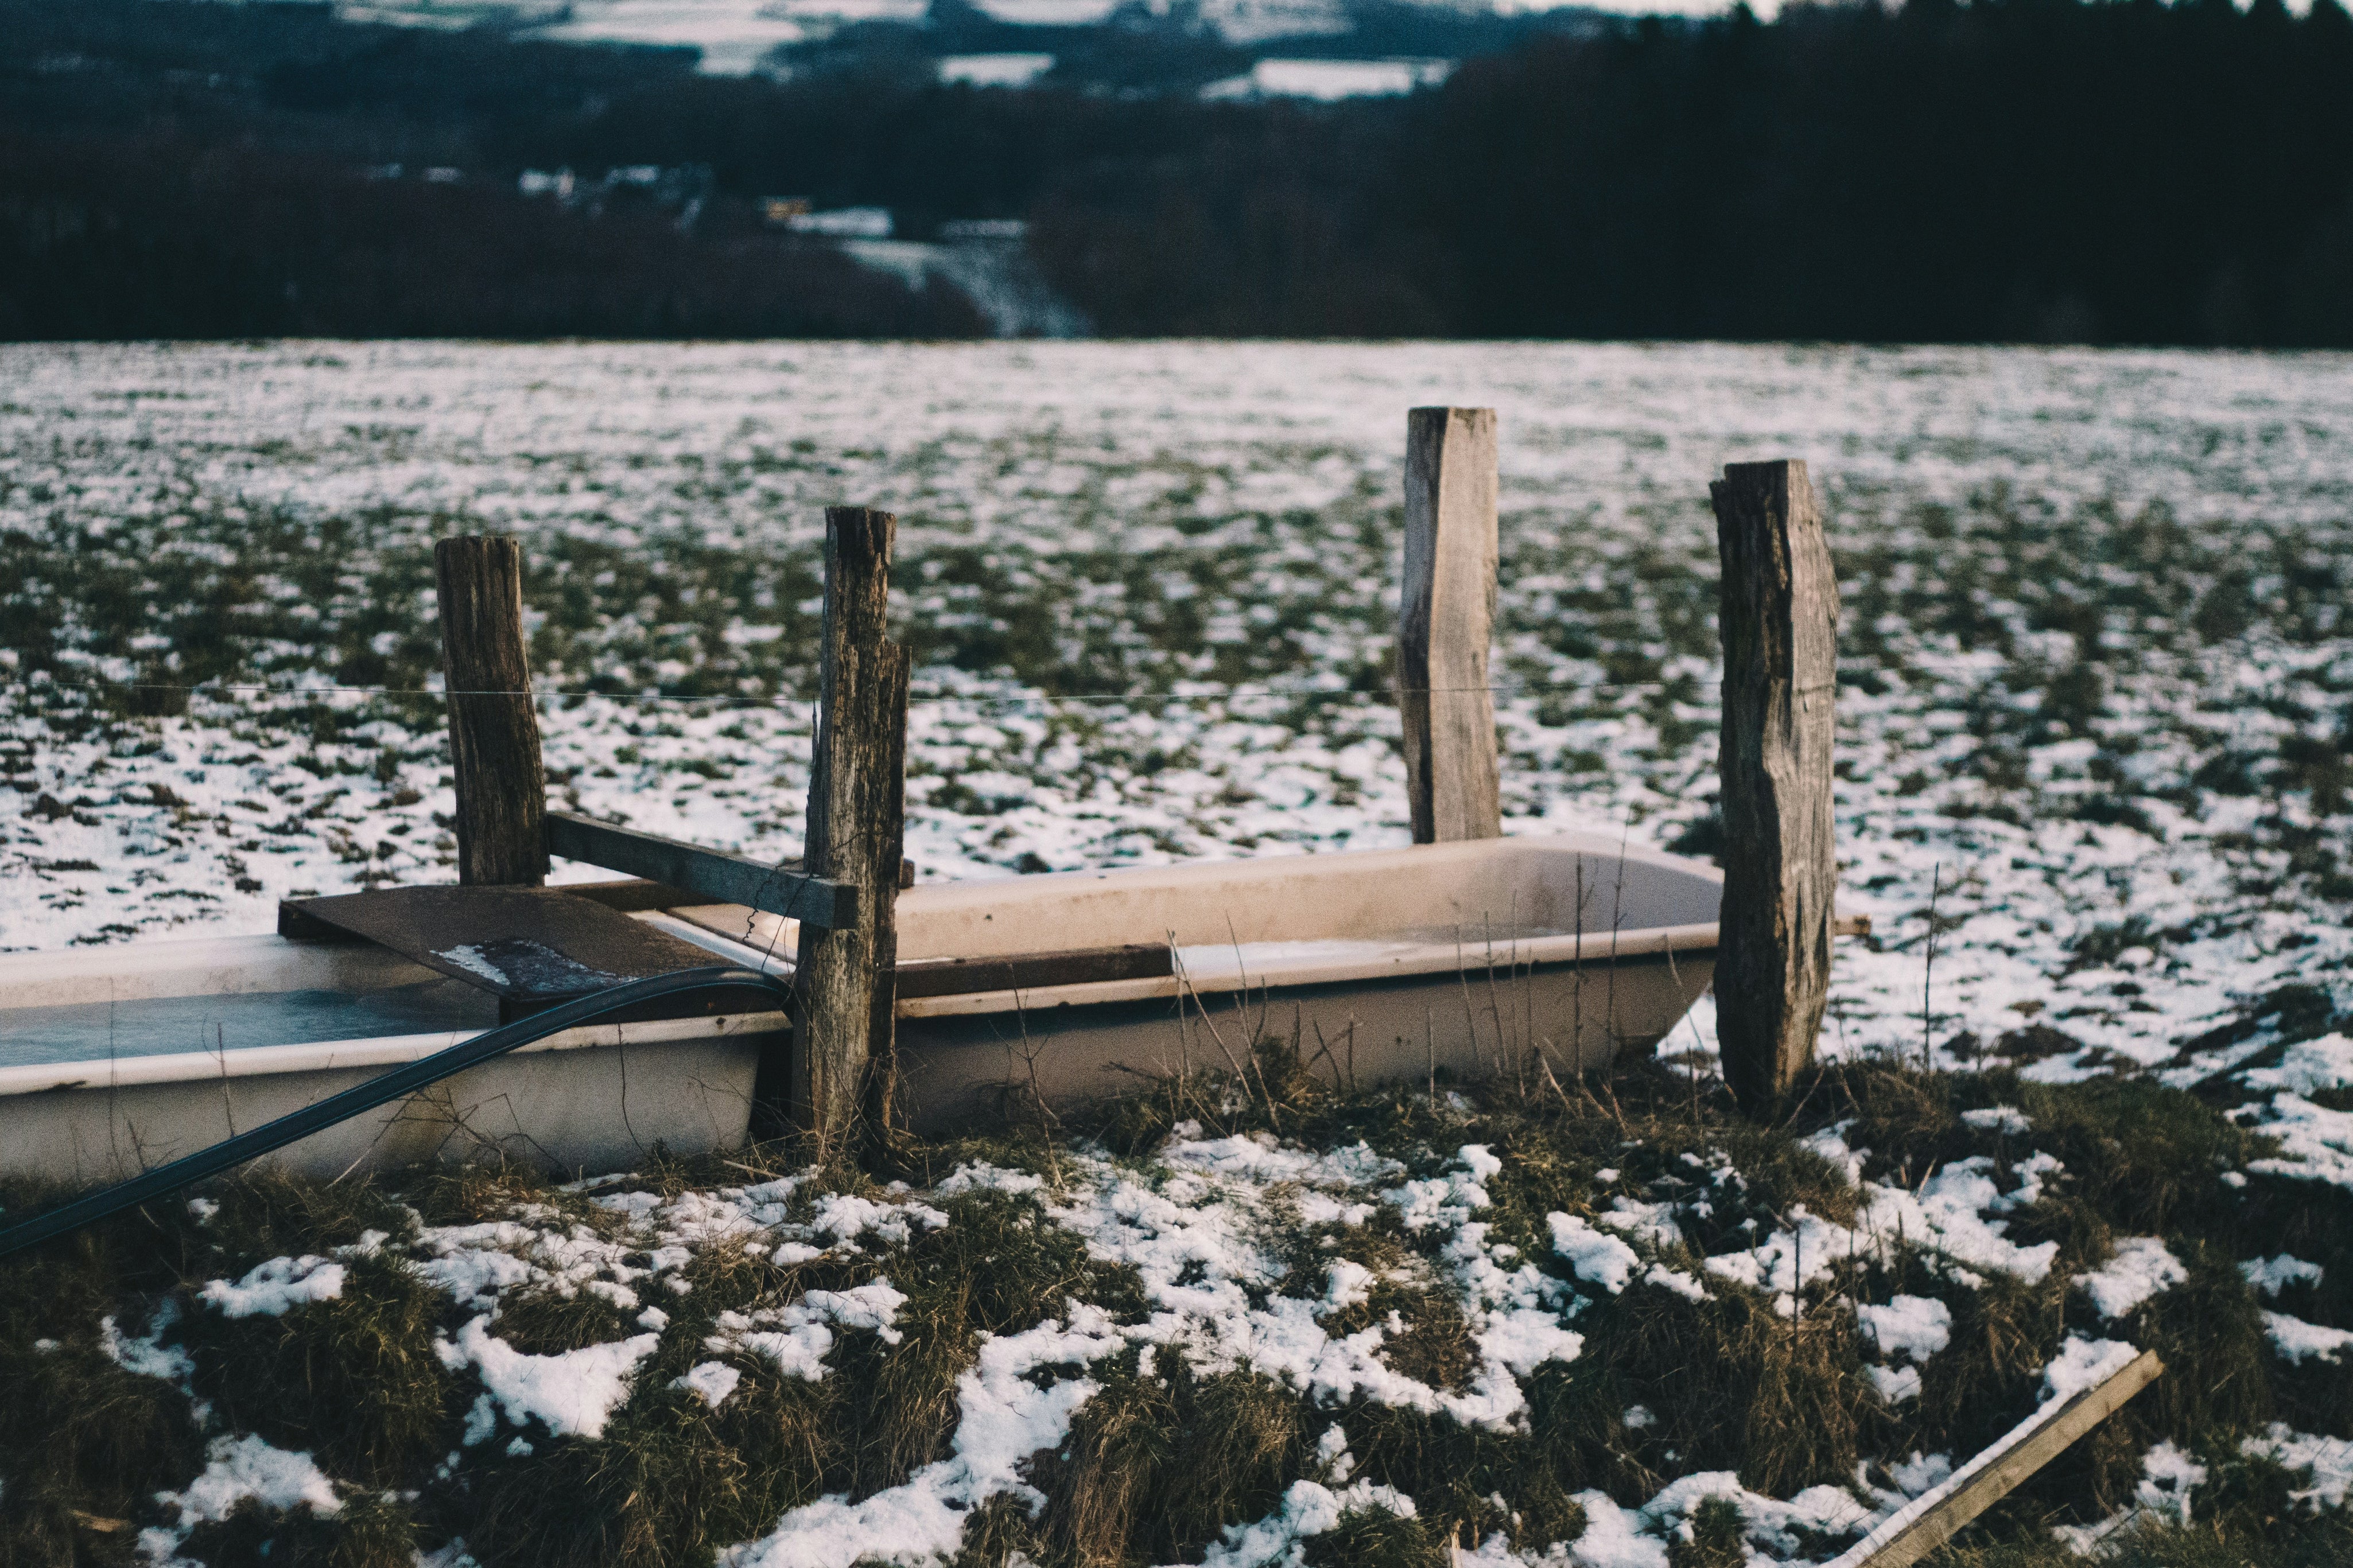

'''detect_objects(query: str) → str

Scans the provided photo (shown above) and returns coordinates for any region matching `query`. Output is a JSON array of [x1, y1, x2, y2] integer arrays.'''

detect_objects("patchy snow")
[[2241, 1425, 2353, 1512], [141, 1433, 340, 1562], [717, 1305, 1127, 1568], [2135, 1440, 2208, 1526], [1700, 1203, 1853, 1304], [1566, 1492, 1671, 1568], [2243, 1033, 2353, 1096], [1642, 1146, 2061, 1324], [1320, 1258, 1375, 1314], [1597, 1196, 1688, 1252], [674, 1361, 744, 1409], [1548, 1211, 1641, 1294], [1959, 1106, 2031, 1135], [2243, 1095, 2353, 1194], [1051, 1140, 1579, 1433], [1867, 1364, 1923, 1404], [411, 1220, 566, 1308], [102, 1300, 196, 1385], [2241, 1254, 2325, 1297], [1857, 1295, 1952, 1363], [1638, 1470, 1876, 1559], [704, 1279, 910, 1380], [436, 1317, 661, 1440], [2072, 1237, 2189, 1321], [2043, 1336, 2141, 1402], [198, 1255, 347, 1318], [1859, 1160, 2063, 1286], [1197, 1477, 1421, 1568], [2261, 1312, 2353, 1366], [1885, 1452, 1952, 1498], [932, 1161, 1047, 1198], [1641, 1265, 1710, 1304]]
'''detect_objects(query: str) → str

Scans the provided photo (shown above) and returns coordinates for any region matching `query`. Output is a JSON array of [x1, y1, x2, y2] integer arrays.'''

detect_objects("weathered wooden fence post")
[[1710, 460, 1839, 1116], [1399, 407, 1502, 844], [434, 535, 548, 887], [793, 507, 910, 1139]]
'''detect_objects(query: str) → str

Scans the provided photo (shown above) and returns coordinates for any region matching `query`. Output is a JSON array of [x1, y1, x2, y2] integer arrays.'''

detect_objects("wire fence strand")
[[7, 672, 1732, 712]]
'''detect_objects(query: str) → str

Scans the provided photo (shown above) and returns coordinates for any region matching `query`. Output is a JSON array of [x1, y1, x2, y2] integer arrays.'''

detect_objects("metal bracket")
[[545, 811, 857, 931]]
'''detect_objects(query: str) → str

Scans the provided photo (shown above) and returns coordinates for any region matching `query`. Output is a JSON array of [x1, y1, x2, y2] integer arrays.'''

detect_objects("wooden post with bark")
[[434, 535, 549, 887], [792, 507, 910, 1139], [1710, 460, 1839, 1116], [1398, 407, 1502, 844]]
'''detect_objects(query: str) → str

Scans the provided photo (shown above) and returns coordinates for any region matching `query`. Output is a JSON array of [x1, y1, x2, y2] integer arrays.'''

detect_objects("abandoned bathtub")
[[0, 831, 1725, 1182]]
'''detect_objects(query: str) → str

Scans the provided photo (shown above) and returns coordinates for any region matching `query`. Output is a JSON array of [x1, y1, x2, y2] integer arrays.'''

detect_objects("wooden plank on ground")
[[1826, 1348, 2164, 1568]]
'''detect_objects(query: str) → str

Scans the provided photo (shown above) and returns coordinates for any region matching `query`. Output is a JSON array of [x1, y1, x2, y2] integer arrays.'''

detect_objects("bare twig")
[[1537, 1049, 1580, 1120], [1308, 1016, 1344, 1093], [1923, 861, 1944, 1072]]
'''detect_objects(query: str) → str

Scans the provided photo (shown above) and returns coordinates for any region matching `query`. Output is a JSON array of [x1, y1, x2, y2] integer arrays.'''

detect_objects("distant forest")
[[2, 0, 2350, 344]]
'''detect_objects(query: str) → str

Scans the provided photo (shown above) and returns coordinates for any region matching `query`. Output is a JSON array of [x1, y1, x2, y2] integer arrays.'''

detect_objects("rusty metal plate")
[[279, 885, 752, 1020]]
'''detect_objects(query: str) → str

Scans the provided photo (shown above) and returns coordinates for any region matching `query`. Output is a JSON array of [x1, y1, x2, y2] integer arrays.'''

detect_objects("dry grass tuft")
[[176, 1489, 417, 1568], [461, 1384, 756, 1568], [490, 1281, 639, 1357], [1583, 1272, 1877, 1499], [196, 1166, 416, 1269], [1045, 1356, 1306, 1567], [1297, 1505, 1446, 1568], [0, 1329, 203, 1567], [181, 1250, 451, 1485], [1907, 1269, 2063, 1461], [1669, 1496, 1749, 1568]]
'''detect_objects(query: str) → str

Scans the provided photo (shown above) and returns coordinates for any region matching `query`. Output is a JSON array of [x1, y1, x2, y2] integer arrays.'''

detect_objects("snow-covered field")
[[7, 337, 2353, 1567], [8, 338, 2353, 1080]]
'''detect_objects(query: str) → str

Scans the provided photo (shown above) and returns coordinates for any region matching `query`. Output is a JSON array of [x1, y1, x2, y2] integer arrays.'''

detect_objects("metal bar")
[[0, 966, 793, 1263], [895, 943, 1174, 1000], [545, 811, 856, 931]]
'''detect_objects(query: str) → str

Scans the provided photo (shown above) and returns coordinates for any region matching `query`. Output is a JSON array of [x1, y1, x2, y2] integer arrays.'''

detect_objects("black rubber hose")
[[0, 964, 793, 1262]]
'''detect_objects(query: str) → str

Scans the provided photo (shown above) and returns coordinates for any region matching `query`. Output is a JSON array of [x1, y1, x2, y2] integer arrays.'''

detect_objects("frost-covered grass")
[[6, 339, 2353, 1562], [3, 1055, 2350, 1567]]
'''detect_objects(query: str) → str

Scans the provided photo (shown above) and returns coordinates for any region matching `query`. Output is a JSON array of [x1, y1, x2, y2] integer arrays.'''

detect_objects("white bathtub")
[[0, 832, 1723, 1177]]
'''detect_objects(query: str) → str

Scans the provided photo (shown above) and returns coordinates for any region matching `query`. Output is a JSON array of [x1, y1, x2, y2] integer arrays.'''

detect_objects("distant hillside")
[[334, 0, 1625, 83], [2, 0, 2350, 345]]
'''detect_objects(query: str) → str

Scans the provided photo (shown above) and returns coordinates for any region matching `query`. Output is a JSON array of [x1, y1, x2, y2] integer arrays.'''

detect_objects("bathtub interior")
[[0, 838, 1725, 1069], [0, 980, 504, 1071], [733, 835, 1721, 967], [0, 939, 502, 1069]]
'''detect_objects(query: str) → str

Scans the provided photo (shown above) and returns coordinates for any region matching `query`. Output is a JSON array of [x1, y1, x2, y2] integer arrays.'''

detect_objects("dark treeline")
[[1413, 0, 2353, 343], [0, 6, 987, 338], [3, 0, 2351, 344], [0, 133, 984, 339]]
